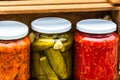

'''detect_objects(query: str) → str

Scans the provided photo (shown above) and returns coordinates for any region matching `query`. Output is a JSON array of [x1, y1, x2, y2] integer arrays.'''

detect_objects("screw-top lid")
[[77, 19, 117, 34], [31, 17, 71, 34], [0, 20, 29, 40]]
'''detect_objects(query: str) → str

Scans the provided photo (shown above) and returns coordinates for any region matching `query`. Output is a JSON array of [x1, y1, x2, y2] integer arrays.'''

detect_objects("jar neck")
[[82, 32, 112, 38]]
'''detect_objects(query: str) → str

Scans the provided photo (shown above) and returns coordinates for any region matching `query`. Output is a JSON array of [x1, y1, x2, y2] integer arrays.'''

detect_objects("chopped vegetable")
[[74, 32, 118, 80], [0, 36, 30, 80]]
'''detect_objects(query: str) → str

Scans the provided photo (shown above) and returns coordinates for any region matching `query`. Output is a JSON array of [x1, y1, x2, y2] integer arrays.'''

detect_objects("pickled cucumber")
[[60, 33, 73, 52], [31, 52, 47, 80], [40, 56, 59, 80], [40, 34, 51, 38], [62, 50, 72, 78], [32, 38, 55, 52], [36, 75, 48, 80], [44, 48, 68, 79], [59, 33, 68, 38], [29, 32, 36, 43]]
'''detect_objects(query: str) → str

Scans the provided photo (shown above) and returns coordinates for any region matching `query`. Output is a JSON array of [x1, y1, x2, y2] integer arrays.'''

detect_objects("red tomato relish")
[[74, 31, 118, 80]]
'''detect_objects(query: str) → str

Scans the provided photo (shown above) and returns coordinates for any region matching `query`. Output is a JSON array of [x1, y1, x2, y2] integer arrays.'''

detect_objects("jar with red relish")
[[74, 19, 119, 80]]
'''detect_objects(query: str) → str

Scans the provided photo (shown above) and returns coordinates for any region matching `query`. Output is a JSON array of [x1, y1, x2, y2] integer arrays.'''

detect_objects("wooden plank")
[[0, 0, 107, 6], [114, 7, 120, 10], [0, 3, 113, 14], [107, 0, 120, 5]]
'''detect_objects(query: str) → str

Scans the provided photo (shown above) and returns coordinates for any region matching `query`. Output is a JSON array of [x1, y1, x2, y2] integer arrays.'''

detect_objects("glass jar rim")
[[76, 19, 117, 34], [0, 20, 29, 40], [31, 17, 72, 34]]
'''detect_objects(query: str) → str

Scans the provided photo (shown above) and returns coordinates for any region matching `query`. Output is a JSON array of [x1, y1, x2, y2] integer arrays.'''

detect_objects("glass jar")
[[74, 19, 119, 80], [31, 17, 73, 80], [0, 21, 30, 80]]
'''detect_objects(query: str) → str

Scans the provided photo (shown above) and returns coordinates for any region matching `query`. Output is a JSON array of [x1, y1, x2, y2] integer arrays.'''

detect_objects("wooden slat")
[[0, 3, 113, 14], [114, 6, 120, 10], [0, 0, 107, 6], [107, 0, 120, 5]]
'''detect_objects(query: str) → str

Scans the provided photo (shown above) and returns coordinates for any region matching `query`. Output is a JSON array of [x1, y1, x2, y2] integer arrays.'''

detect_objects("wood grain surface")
[[0, 0, 114, 14], [0, 3, 113, 14], [0, 0, 107, 6]]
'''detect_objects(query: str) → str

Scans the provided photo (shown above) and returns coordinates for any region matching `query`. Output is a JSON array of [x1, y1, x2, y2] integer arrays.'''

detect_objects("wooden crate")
[[0, 0, 119, 14], [0, 0, 120, 79]]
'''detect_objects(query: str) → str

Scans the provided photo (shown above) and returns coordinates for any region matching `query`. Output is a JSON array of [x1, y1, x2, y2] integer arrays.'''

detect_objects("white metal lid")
[[77, 19, 117, 34], [31, 17, 71, 34], [0, 20, 29, 40]]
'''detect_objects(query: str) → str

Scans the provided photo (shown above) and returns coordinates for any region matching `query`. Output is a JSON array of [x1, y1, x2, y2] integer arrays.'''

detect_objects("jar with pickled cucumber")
[[0, 21, 30, 80], [30, 17, 73, 80]]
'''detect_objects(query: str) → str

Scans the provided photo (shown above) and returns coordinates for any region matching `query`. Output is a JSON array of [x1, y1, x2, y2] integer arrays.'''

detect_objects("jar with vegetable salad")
[[74, 19, 119, 80], [0, 21, 30, 80], [30, 17, 73, 80]]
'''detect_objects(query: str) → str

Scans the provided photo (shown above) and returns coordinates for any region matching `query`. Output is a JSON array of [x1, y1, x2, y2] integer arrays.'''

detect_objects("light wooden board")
[[0, 0, 107, 6], [0, 3, 113, 14]]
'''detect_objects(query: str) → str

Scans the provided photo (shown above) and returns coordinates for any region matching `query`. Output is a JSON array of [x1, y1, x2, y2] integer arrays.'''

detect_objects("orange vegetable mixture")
[[0, 36, 30, 80]]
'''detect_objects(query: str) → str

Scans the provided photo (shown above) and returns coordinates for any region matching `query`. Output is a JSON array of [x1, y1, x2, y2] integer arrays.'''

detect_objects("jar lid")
[[76, 19, 117, 34], [0, 20, 29, 40], [31, 17, 71, 34]]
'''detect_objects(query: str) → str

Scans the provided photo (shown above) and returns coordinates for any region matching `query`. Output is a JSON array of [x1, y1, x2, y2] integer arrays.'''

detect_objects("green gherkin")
[[29, 32, 36, 43], [31, 52, 47, 80], [62, 50, 72, 78], [40, 56, 59, 80], [32, 38, 55, 52], [44, 48, 68, 79], [60, 33, 73, 52]]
